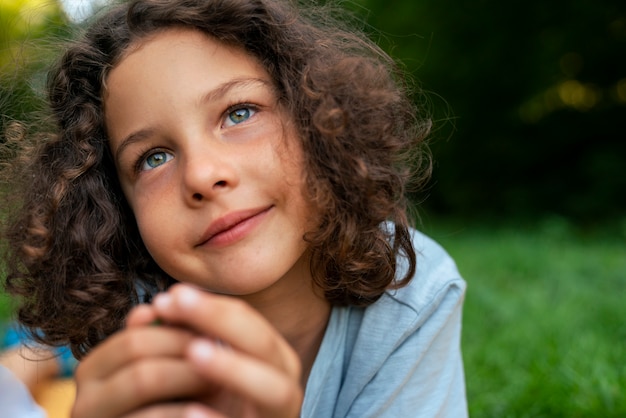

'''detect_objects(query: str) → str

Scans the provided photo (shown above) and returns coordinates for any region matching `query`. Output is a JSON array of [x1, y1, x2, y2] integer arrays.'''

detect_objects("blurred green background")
[[348, 0, 626, 223], [1, 0, 625, 416]]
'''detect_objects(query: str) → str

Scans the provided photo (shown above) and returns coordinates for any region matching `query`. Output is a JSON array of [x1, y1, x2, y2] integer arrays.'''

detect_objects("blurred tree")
[[0, 0, 69, 132], [349, 0, 626, 222]]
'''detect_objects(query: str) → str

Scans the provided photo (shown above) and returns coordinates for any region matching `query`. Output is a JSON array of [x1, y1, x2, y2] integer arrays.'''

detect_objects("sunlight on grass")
[[425, 218, 626, 417]]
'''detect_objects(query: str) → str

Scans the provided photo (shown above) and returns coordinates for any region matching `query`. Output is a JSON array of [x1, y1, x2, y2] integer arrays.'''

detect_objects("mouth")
[[197, 205, 273, 248]]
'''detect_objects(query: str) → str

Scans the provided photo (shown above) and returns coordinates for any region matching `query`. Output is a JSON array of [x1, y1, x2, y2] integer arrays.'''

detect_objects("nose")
[[181, 145, 239, 204]]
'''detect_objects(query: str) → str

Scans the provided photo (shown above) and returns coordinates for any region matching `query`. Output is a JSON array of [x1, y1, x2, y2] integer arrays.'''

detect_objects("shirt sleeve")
[[343, 281, 468, 418], [0, 364, 48, 418]]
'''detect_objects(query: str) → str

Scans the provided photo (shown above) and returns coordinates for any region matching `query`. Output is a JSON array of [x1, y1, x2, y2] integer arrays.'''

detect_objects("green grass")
[[1, 217, 625, 416], [424, 217, 626, 417], [0, 292, 12, 322]]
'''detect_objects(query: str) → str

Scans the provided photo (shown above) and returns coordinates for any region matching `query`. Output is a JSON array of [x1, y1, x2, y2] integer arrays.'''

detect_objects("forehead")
[[103, 28, 272, 142], [106, 27, 266, 88]]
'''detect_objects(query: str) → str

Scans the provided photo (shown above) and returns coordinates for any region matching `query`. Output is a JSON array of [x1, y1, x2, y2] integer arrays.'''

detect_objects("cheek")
[[118, 185, 155, 250], [125, 167, 178, 218], [134, 212, 160, 258], [129, 191, 175, 257], [280, 155, 319, 227]]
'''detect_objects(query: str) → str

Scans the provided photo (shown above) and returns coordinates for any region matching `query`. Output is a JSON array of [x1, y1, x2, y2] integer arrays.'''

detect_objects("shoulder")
[[323, 227, 468, 417], [368, 229, 466, 326], [356, 225, 467, 364]]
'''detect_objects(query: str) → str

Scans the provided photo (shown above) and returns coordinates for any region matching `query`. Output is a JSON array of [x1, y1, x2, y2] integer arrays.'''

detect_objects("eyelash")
[[222, 102, 259, 127], [133, 147, 172, 174], [130, 102, 261, 175]]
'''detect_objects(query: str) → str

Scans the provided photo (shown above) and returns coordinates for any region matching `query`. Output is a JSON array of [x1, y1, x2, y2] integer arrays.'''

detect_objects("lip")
[[197, 205, 273, 248]]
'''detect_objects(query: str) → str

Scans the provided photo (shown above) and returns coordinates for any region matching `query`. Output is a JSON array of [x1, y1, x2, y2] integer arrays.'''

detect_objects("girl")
[[1, 0, 467, 416]]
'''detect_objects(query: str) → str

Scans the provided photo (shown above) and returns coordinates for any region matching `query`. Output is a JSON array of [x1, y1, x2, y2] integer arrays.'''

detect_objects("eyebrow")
[[113, 77, 273, 163], [198, 77, 271, 107]]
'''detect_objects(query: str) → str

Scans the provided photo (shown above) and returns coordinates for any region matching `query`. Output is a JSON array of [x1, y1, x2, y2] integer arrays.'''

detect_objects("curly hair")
[[0, 0, 431, 359]]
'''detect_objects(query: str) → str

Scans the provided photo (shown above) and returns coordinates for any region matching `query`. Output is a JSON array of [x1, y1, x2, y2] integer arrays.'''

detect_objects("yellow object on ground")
[[34, 379, 76, 418]]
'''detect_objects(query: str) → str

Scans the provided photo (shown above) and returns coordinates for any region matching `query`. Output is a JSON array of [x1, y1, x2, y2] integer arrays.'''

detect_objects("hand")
[[71, 307, 207, 418], [148, 284, 303, 418], [71, 284, 303, 418]]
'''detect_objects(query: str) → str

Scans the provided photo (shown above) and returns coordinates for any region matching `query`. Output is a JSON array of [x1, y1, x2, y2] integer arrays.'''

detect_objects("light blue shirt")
[[0, 364, 47, 418], [302, 229, 468, 417]]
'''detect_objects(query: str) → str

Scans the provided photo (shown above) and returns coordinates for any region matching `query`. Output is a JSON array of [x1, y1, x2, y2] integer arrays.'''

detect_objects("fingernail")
[[177, 285, 200, 309], [188, 340, 214, 363], [153, 293, 172, 311], [185, 405, 209, 418]]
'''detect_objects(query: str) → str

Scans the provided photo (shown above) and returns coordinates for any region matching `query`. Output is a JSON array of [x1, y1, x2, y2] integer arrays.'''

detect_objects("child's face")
[[104, 28, 316, 297]]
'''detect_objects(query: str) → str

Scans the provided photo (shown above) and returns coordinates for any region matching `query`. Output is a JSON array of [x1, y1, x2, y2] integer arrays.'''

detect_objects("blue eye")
[[141, 151, 174, 171], [224, 106, 256, 127]]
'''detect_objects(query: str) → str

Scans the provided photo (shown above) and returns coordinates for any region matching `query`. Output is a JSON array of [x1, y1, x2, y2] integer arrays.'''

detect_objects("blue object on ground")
[[1, 323, 76, 377]]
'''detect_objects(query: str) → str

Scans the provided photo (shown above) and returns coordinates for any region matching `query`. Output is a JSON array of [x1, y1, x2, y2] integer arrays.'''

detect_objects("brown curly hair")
[[0, 0, 431, 359]]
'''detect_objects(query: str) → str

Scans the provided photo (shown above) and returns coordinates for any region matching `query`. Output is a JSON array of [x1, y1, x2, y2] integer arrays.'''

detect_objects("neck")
[[242, 276, 331, 388]]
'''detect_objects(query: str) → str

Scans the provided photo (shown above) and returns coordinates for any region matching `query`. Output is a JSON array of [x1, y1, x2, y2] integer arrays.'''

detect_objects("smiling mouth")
[[197, 206, 273, 248]]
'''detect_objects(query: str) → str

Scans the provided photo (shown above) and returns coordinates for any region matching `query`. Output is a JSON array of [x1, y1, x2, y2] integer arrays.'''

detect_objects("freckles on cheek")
[[130, 179, 177, 246], [133, 199, 157, 237], [134, 214, 166, 270], [124, 188, 154, 239]]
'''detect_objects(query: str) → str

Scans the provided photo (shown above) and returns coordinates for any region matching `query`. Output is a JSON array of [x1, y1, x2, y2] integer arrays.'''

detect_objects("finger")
[[186, 339, 303, 417], [75, 325, 196, 381], [126, 303, 159, 327], [74, 359, 209, 418], [152, 285, 301, 378], [122, 403, 227, 418]]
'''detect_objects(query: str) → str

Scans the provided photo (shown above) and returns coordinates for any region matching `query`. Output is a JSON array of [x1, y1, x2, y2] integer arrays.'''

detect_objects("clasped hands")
[[71, 284, 303, 418]]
